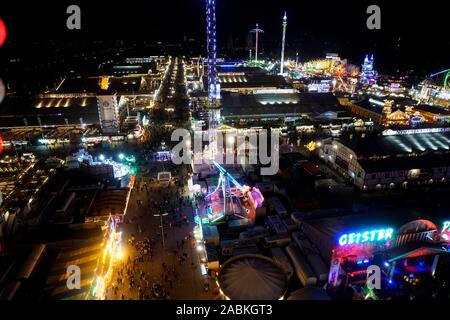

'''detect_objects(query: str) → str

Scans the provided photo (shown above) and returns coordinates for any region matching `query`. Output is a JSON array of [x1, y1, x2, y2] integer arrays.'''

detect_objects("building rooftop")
[[203, 66, 287, 91], [0, 96, 99, 128], [413, 104, 450, 115], [217, 66, 266, 74], [339, 131, 450, 157], [354, 99, 384, 115], [0, 244, 46, 300], [55, 76, 142, 95], [88, 189, 129, 218], [358, 152, 450, 173], [301, 212, 419, 240], [221, 92, 344, 119], [218, 73, 288, 89]]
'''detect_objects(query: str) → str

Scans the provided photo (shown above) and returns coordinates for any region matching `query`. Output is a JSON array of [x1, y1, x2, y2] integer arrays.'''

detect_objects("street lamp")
[[153, 212, 169, 253]]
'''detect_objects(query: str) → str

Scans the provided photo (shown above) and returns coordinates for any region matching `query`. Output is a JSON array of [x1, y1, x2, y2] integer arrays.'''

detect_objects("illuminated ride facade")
[[329, 227, 395, 289], [328, 219, 450, 299]]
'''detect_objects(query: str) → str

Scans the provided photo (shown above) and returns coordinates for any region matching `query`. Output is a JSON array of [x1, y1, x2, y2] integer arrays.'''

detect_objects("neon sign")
[[338, 228, 394, 246]]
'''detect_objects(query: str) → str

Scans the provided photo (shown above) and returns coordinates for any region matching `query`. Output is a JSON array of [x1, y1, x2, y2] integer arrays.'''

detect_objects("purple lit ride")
[[203, 161, 264, 223]]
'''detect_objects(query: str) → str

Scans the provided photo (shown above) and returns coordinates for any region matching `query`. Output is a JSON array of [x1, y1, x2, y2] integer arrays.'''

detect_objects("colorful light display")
[[89, 217, 123, 300]]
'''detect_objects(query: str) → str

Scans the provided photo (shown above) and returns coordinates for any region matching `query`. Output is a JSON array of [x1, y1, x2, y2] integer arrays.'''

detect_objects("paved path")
[[105, 161, 214, 300]]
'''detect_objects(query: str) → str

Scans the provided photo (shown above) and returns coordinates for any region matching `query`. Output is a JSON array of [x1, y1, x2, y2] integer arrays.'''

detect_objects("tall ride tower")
[[206, 0, 219, 104], [279, 12, 287, 75], [205, 0, 221, 160], [250, 23, 264, 62]]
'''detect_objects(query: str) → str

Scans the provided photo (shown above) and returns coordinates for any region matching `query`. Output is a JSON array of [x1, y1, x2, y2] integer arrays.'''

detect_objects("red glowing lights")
[[0, 18, 7, 47]]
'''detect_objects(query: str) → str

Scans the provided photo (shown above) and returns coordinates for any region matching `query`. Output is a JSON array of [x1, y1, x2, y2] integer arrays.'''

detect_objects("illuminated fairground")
[[245, 55, 360, 80]]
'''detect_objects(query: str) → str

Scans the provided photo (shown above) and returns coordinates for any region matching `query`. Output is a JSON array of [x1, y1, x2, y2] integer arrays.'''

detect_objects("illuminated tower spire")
[[205, 0, 221, 160], [280, 11, 287, 75], [206, 0, 218, 104], [250, 23, 264, 62]]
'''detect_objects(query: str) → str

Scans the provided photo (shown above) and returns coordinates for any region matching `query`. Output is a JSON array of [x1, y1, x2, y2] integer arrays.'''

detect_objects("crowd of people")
[[105, 157, 211, 300]]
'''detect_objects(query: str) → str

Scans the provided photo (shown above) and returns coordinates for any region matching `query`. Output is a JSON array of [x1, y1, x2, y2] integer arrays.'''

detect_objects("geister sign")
[[338, 228, 394, 246]]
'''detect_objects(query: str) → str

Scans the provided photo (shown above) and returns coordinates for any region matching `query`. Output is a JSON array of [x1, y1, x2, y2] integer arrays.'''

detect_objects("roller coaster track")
[[429, 68, 450, 89]]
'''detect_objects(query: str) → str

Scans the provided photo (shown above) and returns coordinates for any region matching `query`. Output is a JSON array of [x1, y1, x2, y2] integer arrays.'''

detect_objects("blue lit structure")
[[206, 0, 219, 104], [360, 54, 377, 85], [205, 0, 221, 160]]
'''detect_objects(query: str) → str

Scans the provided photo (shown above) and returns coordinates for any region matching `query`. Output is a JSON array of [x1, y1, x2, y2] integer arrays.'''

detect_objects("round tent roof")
[[287, 287, 331, 300], [218, 254, 288, 300], [398, 219, 437, 235]]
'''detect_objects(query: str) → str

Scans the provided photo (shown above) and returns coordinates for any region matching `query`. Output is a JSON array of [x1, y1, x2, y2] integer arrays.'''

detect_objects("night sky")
[[1, 0, 449, 75]]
